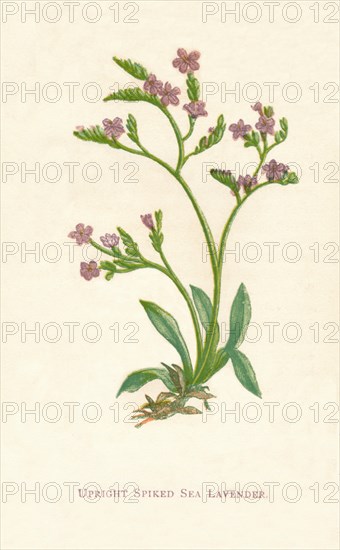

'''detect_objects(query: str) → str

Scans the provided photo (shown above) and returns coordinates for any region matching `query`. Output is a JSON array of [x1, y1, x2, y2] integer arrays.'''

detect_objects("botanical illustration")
[[69, 49, 298, 427]]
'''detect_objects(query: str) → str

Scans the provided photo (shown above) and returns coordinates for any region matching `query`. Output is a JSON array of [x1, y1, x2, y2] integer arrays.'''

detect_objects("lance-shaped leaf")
[[113, 57, 149, 81], [226, 283, 251, 350], [116, 367, 177, 397], [99, 260, 117, 281], [192, 115, 226, 156], [186, 72, 200, 101], [229, 349, 262, 398], [104, 87, 162, 107], [140, 301, 193, 381]]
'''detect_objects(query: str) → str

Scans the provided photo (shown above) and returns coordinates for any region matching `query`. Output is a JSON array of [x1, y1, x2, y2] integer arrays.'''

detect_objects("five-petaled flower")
[[68, 223, 93, 245], [255, 115, 275, 135], [102, 117, 125, 139], [80, 261, 100, 281], [100, 233, 120, 248], [262, 159, 289, 181], [140, 214, 154, 230], [183, 100, 208, 118], [229, 119, 252, 140], [172, 48, 200, 73], [143, 74, 163, 95], [160, 82, 181, 107]]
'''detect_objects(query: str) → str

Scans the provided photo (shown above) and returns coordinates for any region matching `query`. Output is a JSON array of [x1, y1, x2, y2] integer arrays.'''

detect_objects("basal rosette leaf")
[[140, 300, 193, 381], [113, 57, 149, 80], [229, 349, 262, 398], [116, 367, 177, 397]]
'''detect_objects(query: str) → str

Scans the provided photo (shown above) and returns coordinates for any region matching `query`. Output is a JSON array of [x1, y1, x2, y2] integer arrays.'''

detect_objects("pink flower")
[[80, 261, 100, 281], [100, 233, 120, 248], [251, 102, 263, 115], [160, 82, 181, 107], [262, 159, 289, 181], [183, 100, 208, 118], [102, 117, 125, 139], [140, 214, 154, 230], [229, 119, 252, 140], [143, 74, 163, 95], [237, 175, 258, 191], [68, 223, 93, 245], [172, 48, 200, 73], [255, 115, 275, 135], [75, 125, 85, 132]]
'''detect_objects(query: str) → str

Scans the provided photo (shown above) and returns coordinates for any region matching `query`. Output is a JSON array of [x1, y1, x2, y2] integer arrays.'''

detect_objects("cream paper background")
[[1, 1, 339, 549]]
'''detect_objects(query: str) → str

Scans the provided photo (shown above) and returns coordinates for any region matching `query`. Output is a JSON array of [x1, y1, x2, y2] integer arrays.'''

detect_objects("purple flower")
[[100, 233, 120, 248], [255, 115, 275, 135], [160, 82, 181, 106], [140, 214, 154, 230], [172, 48, 200, 73], [262, 159, 289, 181], [102, 117, 125, 139], [251, 102, 263, 115], [80, 261, 100, 281], [237, 174, 258, 191], [208, 127, 215, 133], [143, 74, 163, 95], [75, 125, 85, 132], [183, 100, 208, 118], [68, 223, 93, 245], [229, 119, 252, 140]]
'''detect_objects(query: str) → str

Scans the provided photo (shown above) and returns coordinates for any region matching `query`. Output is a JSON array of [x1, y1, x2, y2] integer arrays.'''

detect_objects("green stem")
[[157, 247, 203, 364], [183, 117, 196, 141], [193, 202, 240, 384]]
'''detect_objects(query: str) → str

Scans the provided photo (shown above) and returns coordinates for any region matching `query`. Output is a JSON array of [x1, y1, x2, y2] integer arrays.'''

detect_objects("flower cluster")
[[142, 48, 206, 115]]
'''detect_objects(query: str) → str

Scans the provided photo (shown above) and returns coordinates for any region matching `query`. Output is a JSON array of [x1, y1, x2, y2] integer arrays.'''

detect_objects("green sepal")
[[186, 72, 200, 101], [113, 57, 149, 81]]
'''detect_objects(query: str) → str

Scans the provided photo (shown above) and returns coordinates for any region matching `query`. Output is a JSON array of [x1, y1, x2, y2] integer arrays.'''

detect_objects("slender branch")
[[183, 117, 196, 141], [157, 247, 203, 363]]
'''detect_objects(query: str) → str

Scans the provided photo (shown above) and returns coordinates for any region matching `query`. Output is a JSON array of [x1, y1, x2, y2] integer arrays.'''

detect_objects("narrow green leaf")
[[229, 349, 262, 398], [140, 301, 193, 380], [116, 367, 176, 397], [113, 57, 149, 81], [226, 283, 251, 350]]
